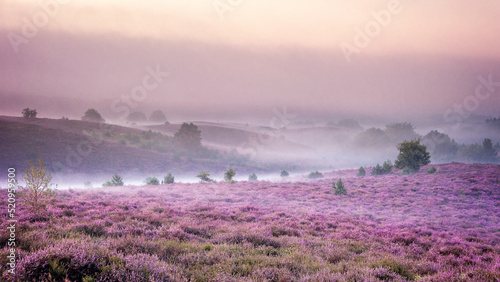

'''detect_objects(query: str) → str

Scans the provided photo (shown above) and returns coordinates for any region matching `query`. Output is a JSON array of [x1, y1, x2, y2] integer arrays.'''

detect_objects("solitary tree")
[[145, 177, 160, 185], [22, 108, 37, 119], [163, 173, 175, 184], [127, 111, 148, 124], [248, 173, 258, 181], [174, 123, 202, 150], [197, 171, 215, 183], [280, 170, 289, 179], [21, 157, 55, 217], [150, 110, 167, 123], [334, 179, 347, 195], [82, 108, 105, 123], [103, 173, 124, 187], [395, 139, 431, 173], [224, 168, 236, 183]]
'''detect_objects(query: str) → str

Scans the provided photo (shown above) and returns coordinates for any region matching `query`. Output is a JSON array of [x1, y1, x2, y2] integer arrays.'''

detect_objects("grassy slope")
[[0, 116, 255, 177], [1, 163, 499, 281]]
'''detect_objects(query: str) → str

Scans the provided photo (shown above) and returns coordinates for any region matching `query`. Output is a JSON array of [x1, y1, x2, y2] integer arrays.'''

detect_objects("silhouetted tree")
[[174, 123, 202, 149], [22, 108, 37, 119], [150, 110, 167, 123], [127, 111, 148, 123], [82, 108, 104, 123]]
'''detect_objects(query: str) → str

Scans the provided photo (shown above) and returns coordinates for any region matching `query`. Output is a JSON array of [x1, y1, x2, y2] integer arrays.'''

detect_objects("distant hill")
[[0, 116, 264, 180]]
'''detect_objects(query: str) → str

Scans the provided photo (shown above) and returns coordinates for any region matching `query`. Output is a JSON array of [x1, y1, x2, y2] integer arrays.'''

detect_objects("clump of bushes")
[[145, 177, 160, 185], [163, 173, 174, 184], [427, 166, 437, 174], [333, 179, 347, 195], [371, 160, 393, 175], [224, 168, 236, 183], [103, 173, 124, 187], [308, 171, 324, 179], [357, 167, 366, 177], [248, 173, 258, 181], [197, 171, 215, 183], [280, 170, 289, 179]]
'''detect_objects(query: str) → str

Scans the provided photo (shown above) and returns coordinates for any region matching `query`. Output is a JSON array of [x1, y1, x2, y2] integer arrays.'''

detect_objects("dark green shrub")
[[427, 166, 437, 174], [22, 108, 37, 119], [308, 171, 323, 179], [395, 139, 431, 173], [103, 173, 124, 187], [163, 173, 174, 184], [145, 177, 160, 185], [224, 168, 236, 183], [357, 167, 366, 177], [197, 171, 215, 183], [334, 179, 347, 195], [382, 160, 393, 173], [248, 173, 258, 181]]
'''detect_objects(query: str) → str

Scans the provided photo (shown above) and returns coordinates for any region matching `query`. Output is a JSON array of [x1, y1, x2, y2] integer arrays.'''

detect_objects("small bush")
[[103, 173, 124, 187], [280, 170, 289, 178], [224, 167, 236, 183], [21, 157, 56, 217], [333, 179, 347, 195], [427, 166, 437, 174], [371, 160, 393, 175], [357, 167, 366, 177], [163, 173, 174, 184], [197, 171, 215, 183], [248, 173, 258, 181], [308, 171, 324, 179], [145, 177, 160, 185]]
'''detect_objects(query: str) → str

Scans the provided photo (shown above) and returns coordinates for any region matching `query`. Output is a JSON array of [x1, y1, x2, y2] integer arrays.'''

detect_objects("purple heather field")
[[1, 163, 499, 281]]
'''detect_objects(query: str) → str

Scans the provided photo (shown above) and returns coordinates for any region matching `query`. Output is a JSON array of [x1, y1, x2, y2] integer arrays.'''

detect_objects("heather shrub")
[[308, 171, 323, 179], [427, 166, 437, 174], [163, 173, 175, 184], [395, 139, 431, 173], [280, 170, 289, 178], [248, 173, 258, 181], [371, 258, 414, 280], [145, 177, 160, 185], [224, 167, 236, 183], [334, 179, 347, 195], [357, 167, 366, 177], [197, 171, 215, 183], [102, 173, 124, 187], [20, 157, 56, 217]]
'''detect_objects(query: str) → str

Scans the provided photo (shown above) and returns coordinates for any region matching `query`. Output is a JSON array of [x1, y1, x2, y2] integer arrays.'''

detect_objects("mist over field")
[[1, 1, 500, 281]]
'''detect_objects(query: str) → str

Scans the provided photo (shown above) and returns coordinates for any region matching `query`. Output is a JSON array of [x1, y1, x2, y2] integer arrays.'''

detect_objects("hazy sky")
[[1, 0, 500, 121]]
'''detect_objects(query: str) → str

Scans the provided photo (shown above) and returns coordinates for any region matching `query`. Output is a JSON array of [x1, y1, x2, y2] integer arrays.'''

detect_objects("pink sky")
[[1, 0, 500, 120]]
